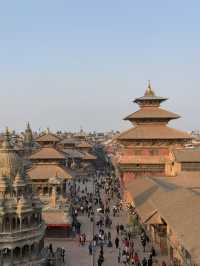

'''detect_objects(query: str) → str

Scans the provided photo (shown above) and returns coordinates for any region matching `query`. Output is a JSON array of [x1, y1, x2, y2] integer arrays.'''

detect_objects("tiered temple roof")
[[28, 164, 72, 180], [36, 131, 61, 145], [118, 125, 191, 140], [30, 147, 66, 161], [118, 82, 191, 141]]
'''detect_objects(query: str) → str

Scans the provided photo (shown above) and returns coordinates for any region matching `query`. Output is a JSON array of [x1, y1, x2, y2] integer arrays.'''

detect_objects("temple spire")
[[144, 80, 155, 97], [27, 122, 31, 131], [2, 127, 12, 149]]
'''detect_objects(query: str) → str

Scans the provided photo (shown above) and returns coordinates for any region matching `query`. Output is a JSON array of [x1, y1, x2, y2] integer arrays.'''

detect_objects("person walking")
[[115, 237, 120, 248], [134, 252, 140, 266], [108, 231, 111, 241], [88, 242, 93, 255], [61, 248, 65, 263], [116, 224, 120, 235], [122, 251, 127, 265], [142, 257, 147, 266], [118, 248, 121, 264], [147, 256, 153, 266]]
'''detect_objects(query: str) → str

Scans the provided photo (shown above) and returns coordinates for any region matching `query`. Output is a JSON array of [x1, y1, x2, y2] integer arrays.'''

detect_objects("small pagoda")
[[27, 131, 72, 204], [117, 82, 192, 184], [27, 131, 73, 238]]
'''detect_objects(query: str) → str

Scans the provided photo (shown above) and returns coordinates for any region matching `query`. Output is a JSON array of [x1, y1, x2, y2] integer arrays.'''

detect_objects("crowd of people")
[[70, 169, 167, 266]]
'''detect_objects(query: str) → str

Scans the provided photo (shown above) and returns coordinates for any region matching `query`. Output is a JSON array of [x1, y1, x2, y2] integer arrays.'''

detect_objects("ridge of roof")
[[124, 107, 180, 121], [30, 146, 66, 160], [118, 125, 192, 140], [36, 132, 61, 142]]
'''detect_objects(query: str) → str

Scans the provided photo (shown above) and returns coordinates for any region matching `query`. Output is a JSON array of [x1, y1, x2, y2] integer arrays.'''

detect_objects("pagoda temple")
[[117, 82, 192, 184], [35, 130, 61, 147], [28, 147, 72, 199], [27, 131, 73, 238], [0, 128, 46, 265]]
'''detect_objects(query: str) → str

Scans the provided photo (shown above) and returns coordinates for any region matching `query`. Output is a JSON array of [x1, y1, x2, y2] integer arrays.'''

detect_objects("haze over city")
[[0, 0, 199, 132]]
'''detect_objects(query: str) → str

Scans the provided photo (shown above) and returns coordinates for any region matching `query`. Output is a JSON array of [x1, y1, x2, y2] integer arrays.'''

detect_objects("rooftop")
[[134, 82, 167, 104], [118, 124, 191, 140], [35, 132, 61, 143], [30, 147, 66, 160], [127, 177, 200, 263], [42, 210, 72, 226], [62, 148, 84, 159], [124, 107, 180, 121], [28, 164, 73, 180], [82, 152, 97, 160]]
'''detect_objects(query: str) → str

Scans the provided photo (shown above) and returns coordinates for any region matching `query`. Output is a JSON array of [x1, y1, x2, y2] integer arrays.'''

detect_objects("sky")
[[0, 0, 199, 133]]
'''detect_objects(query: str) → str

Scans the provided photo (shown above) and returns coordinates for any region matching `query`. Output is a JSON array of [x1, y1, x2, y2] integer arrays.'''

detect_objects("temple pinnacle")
[[144, 80, 155, 97]]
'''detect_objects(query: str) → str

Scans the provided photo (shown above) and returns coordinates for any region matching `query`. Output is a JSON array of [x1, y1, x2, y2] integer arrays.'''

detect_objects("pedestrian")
[[118, 248, 121, 264], [128, 231, 131, 241], [61, 248, 65, 263], [108, 231, 111, 241], [49, 244, 53, 254], [88, 242, 93, 255], [116, 224, 120, 235], [134, 252, 140, 266], [147, 256, 152, 266], [98, 254, 104, 266], [150, 246, 156, 256], [142, 257, 147, 266], [115, 237, 119, 248], [122, 251, 127, 265]]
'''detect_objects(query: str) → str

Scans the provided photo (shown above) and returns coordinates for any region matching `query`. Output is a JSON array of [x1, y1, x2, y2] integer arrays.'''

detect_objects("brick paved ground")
[[45, 177, 169, 266]]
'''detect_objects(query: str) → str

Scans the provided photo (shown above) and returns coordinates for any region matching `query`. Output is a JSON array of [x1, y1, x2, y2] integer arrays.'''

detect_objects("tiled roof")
[[42, 210, 72, 225], [28, 164, 72, 180], [134, 95, 167, 103], [76, 142, 92, 148], [153, 173, 200, 189], [36, 133, 61, 143], [118, 125, 191, 140], [62, 148, 84, 159], [30, 147, 66, 160], [173, 149, 200, 162], [151, 189, 200, 263], [124, 107, 180, 120], [82, 152, 96, 160], [59, 138, 77, 145], [127, 177, 200, 263]]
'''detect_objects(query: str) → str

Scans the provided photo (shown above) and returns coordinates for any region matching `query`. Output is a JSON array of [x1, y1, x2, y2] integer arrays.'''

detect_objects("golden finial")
[[5, 127, 9, 136], [144, 80, 155, 97], [2, 127, 12, 149], [27, 122, 31, 130]]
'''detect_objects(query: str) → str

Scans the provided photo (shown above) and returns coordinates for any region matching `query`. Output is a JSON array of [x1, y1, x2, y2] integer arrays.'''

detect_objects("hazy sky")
[[0, 0, 199, 132]]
